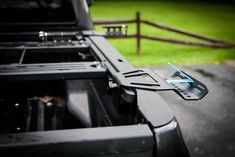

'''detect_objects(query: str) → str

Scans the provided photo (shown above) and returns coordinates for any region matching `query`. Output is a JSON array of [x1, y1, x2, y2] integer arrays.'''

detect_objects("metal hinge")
[[39, 31, 78, 42], [113, 64, 208, 100], [103, 25, 128, 36]]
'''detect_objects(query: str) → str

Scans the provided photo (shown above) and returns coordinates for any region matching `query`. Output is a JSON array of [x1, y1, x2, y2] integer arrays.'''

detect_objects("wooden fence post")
[[136, 12, 141, 55]]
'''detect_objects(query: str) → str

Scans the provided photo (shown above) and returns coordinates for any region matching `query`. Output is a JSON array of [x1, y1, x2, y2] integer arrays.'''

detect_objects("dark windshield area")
[[0, 0, 76, 23]]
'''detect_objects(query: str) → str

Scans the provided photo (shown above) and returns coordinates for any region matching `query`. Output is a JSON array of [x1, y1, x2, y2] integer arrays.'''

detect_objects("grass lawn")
[[90, 0, 235, 66]]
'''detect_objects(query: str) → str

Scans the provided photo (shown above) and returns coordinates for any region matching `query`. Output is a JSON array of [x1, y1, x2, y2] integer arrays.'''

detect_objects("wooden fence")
[[93, 12, 234, 55]]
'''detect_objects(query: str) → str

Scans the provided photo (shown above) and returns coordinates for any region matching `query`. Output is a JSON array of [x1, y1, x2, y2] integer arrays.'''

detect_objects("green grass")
[[90, 0, 235, 66]]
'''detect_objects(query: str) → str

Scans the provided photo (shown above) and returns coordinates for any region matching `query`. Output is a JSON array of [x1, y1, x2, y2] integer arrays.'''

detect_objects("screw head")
[[46, 102, 53, 107], [15, 103, 19, 108]]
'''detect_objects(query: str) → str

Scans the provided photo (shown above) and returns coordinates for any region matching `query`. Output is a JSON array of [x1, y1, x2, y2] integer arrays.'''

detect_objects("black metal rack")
[[114, 66, 208, 100], [0, 41, 107, 81]]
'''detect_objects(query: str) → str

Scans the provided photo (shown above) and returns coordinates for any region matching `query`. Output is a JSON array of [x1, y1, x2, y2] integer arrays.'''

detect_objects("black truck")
[[0, 0, 208, 156]]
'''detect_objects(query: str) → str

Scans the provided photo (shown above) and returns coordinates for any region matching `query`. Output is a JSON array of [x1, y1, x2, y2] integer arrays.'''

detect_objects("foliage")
[[90, 0, 235, 65]]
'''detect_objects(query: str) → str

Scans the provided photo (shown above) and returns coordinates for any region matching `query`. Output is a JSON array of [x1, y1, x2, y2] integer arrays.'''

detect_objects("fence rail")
[[93, 12, 234, 55]]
